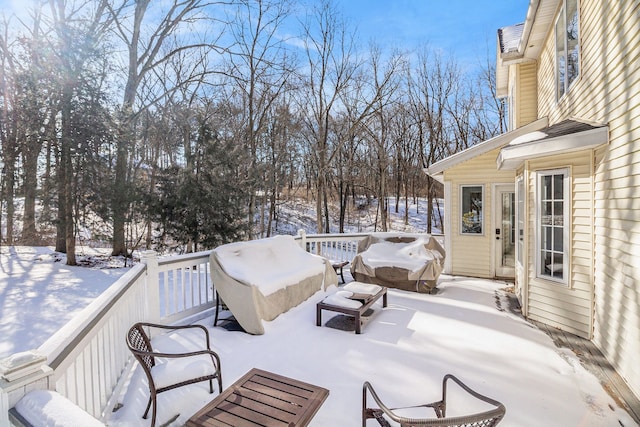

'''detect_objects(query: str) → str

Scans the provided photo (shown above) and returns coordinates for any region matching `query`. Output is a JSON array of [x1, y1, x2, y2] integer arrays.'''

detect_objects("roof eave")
[[496, 0, 560, 96], [497, 126, 609, 170], [424, 117, 549, 180]]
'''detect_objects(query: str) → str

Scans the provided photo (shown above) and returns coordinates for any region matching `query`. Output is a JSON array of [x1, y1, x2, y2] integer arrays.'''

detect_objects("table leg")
[[316, 304, 322, 327]]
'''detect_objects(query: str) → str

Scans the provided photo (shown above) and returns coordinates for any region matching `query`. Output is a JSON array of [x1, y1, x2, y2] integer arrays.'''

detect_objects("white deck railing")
[[0, 231, 441, 424]]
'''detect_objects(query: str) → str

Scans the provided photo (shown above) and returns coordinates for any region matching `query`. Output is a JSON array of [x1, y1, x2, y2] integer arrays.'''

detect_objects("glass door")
[[494, 185, 515, 278]]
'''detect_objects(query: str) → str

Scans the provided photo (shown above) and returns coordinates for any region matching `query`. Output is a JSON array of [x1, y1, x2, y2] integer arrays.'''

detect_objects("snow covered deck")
[[1, 234, 639, 426], [106, 275, 636, 426]]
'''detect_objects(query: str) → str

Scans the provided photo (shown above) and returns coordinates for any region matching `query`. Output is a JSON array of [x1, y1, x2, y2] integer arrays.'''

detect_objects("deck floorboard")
[[530, 319, 640, 425]]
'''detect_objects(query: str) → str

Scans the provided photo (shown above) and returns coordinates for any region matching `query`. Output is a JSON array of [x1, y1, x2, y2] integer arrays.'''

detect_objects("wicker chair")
[[362, 374, 505, 427], [126, 322, 223, 427]]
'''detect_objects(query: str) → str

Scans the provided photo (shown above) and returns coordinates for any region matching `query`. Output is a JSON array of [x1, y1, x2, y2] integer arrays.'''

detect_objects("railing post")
[[141, 250, 161, 323], [0, 350, 53, 424], [297, 229, 307, 251]]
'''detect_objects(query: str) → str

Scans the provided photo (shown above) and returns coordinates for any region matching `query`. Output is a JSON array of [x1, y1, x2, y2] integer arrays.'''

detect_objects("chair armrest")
[[362, 381, 412, 425], [133, 348, 220, 364], [137, 322, 212, 350], [442, 374, 504, 409], [441, 374, 506, 422]]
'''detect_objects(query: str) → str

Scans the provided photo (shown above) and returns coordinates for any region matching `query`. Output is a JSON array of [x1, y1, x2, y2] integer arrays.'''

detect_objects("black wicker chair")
[[126, 322, 222, 427], [363, 374, 505, 427]]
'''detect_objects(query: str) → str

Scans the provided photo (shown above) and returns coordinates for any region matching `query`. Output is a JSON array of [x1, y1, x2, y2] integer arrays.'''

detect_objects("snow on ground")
[[1, 198, 636, 426], [109, 275, 637, 427], [0, 197, 433, 359], [272, 197, 442, 235], [0, 246, 130, 358]]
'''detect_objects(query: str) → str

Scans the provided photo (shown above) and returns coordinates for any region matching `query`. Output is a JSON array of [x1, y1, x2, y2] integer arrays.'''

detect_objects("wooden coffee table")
[[316, 286, 388, 334], [186, 368, 329, 427]]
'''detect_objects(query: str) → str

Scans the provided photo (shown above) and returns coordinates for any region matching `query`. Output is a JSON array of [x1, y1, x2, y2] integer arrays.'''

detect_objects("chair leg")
[[143, 396, 152, 419], [209, 379, 213, 393], [150, 400, 157, 427], [214, 291, 220, 326], [143, 395, 157, 427], [363, 409, 391, 427]]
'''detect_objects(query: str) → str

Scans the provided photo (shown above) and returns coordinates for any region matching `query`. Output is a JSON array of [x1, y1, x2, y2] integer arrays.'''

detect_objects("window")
[[537, 169, 569, 284], [461, 185, 483, 234], [556, 0, 580, 99], [516, 176, 524, 266]]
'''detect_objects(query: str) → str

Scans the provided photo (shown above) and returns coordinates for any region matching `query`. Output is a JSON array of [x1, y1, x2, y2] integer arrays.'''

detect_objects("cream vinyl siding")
[[515, 62, 538, 128], [533, 0, 640, 396], [525, 152, 593, 339], [443, 147, 515, 278]]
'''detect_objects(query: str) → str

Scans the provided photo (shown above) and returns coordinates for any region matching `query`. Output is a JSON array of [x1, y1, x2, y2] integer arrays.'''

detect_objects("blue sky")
[[0, 0, 530, 73], [334, 0, 530, 69]]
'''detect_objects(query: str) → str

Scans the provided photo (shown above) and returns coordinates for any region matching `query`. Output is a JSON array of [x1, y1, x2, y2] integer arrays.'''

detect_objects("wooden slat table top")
[[186, 368, 329, 427]]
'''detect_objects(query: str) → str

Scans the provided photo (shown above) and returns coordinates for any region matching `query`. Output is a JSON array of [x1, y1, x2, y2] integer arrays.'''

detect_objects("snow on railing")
[[0, 249, 215, 424], [295, 229, 367, 263], [1, 232, 442, 424]]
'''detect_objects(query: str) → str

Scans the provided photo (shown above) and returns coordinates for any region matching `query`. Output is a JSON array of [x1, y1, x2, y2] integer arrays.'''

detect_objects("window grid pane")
[[555, 8, 566, 99], [566, 0, 579, 86], [461, 186, 483, 234], [540, 173, 565, 280], [556, 0, 580, 99]]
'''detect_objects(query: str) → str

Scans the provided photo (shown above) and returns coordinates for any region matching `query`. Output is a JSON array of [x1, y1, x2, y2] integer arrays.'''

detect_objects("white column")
[[141, 250, 161, 323]]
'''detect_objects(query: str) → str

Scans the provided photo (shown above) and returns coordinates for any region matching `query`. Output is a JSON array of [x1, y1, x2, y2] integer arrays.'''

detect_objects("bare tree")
[[405, 48, 462, 233], [106, 0, 227, 256], [359, 46, 404, 232], [0, 17, 19, 244], [46, 0, 114, 264], [299, 0, 359, 233], [225, 0, 295, 238], [300, 3, 403, 233]]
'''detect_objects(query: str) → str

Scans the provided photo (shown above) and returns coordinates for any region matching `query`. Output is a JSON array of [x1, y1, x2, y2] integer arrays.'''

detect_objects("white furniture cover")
[[210, 235, 338, 334]]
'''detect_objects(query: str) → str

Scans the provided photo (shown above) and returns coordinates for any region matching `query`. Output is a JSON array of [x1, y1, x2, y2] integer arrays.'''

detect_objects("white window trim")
[[460, 184, 484, 236], [555, 0, 580, 101], [535, 168, 571, 285]]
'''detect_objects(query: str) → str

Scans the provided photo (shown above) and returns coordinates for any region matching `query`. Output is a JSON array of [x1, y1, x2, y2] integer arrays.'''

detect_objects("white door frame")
[[493, 184, 516, 279]]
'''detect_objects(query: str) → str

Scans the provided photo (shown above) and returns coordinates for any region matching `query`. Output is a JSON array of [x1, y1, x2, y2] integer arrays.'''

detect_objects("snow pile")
[[359, 237, 438, 273], [15, 390, 105, 427]]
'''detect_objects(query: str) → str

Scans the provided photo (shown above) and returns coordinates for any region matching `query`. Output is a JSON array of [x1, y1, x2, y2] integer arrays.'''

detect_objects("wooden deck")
[[532, 320, 640, 425], [496, 288, 639, 424]]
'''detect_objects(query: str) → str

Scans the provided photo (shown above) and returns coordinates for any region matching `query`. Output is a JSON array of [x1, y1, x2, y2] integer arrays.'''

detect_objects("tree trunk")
[[60, 85, 77, 265], [3, 153, 16, 244], [64, 144, 76, 265], [426, 175, 433, 234], [55, 147, 66, 253], [21, 141, 39, 244], [111, 141, 128, 256]]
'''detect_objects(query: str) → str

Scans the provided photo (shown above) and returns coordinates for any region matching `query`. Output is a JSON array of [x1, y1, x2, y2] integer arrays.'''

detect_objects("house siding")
[[516, 62, 538, 128], [525, 152, 594, 338], [444, 148, 515, 278], [536, 0, 640, 397]]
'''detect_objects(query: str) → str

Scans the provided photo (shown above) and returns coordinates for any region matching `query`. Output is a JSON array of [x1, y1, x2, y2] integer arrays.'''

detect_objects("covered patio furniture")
[[351, 233, 445, 293], [210, 235, 338, 334], [126, 322, 223, 427], [362, 374, 505, 427]]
